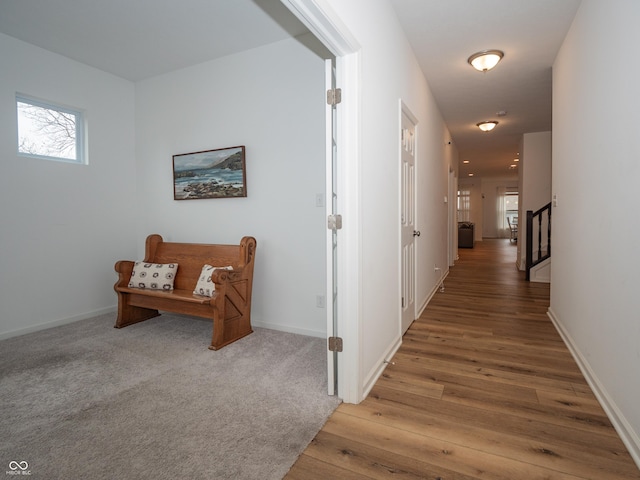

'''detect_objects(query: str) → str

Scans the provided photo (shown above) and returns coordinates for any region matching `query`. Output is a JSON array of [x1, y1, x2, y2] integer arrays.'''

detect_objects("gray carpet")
[[0, 314, 340, 479]]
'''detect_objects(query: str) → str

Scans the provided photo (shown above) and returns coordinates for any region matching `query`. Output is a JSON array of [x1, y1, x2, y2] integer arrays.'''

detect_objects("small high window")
[[16, 94, 86, 164]]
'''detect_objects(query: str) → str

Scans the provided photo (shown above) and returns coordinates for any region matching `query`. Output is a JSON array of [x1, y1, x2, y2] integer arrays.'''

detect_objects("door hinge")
[[327, 88, 342, 106], [328, 336, 343, 352], [327, 214, 343, 231]]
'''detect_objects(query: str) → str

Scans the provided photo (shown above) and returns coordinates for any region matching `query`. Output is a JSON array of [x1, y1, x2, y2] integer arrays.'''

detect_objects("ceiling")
[[0, 0, 582, 179], [0, 0, 309, 81], [389, 0, 581, 179]]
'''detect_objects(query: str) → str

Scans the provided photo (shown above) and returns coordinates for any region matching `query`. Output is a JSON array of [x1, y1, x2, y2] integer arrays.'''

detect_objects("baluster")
[[537, 214, 542, 260]]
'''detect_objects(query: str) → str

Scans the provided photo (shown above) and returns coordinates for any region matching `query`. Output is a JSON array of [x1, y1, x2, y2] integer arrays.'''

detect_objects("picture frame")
[[173, 146, 246, 200]]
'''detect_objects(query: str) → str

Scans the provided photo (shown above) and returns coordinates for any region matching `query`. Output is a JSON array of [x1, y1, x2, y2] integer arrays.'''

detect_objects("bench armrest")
[[114, 260, 134, 289], [210, 267, 242, 285]]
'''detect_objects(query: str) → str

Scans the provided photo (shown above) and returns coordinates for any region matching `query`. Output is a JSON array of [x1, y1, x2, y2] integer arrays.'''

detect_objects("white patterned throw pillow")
[[193, 264, 233, 297], [128, 262, 178, 290]]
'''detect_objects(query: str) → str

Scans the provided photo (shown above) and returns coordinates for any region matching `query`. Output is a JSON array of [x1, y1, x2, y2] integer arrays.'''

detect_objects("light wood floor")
[[285, 239, 640, 479]]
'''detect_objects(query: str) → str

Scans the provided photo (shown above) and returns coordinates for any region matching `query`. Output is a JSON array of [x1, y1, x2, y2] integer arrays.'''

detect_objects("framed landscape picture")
[[173, 146, 246, 200]]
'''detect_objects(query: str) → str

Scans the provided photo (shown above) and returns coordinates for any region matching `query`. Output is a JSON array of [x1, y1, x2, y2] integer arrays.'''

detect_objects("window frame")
[[16, 93, 87, 165], [504, 191, 519, 225]]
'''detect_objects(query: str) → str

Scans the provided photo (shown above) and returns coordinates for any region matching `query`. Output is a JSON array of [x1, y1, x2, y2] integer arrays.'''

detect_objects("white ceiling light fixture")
[[468, 49, 504, 72], [477, 121, 499, 132]]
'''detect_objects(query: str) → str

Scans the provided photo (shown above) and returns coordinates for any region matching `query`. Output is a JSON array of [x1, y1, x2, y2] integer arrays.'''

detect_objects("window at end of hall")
[[16, 94, 86, 165], [457, 189, 470, 222]]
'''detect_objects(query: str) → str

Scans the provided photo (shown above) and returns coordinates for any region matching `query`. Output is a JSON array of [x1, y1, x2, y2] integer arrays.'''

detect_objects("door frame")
[[281, 0, 363, 403], [325, 57, 337, 395], [449, 169, 458, 265]]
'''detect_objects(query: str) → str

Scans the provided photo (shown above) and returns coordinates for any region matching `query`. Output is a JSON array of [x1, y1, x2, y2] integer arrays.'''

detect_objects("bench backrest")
[[143, 234, 256, 292]]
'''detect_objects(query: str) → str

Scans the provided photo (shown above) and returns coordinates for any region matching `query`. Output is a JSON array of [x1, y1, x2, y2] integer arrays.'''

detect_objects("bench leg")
[[114, 294, 160, 328], [208, 316, 253, 350]]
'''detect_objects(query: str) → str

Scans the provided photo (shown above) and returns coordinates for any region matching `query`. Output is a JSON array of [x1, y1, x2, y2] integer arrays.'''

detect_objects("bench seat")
[[117, 287, 213, 304]]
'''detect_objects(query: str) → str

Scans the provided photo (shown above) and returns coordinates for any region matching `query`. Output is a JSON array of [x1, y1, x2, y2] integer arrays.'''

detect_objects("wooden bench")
[[114, 234, 257, 350]]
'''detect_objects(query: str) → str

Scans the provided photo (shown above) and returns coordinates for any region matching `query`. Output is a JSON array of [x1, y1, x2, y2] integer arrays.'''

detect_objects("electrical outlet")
[[316, 295, 326, 308]]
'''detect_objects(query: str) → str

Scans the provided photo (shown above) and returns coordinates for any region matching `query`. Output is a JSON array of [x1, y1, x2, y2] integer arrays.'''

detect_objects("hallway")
[[286, 239, 640, 479]]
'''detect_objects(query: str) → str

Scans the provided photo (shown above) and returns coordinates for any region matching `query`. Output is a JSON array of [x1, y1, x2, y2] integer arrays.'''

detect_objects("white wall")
[[551, 0, 640, 465], [134, 37, 327, 337], [319, 0, 452, 396], [0, 33, 137, 339], [518, 131, 551, 269]]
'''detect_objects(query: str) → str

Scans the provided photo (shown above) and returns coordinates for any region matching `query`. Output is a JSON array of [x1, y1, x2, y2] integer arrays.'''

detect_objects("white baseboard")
[[360, 271, 449, 401], [548, 307, 640, 469], [362, 334, 402, 400], [164, 312, 325, 339], [251, 319, 325, 339], [0, 306, 117, 341], [417, 268, 449, 318], [0, 309, 326, 342]]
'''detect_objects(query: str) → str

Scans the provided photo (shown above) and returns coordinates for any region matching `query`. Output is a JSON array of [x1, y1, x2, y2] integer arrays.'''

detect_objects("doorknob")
[[413, 230, 421, 237]]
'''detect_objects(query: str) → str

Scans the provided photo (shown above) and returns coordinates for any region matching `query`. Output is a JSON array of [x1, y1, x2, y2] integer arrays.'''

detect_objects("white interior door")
[[401, 108, 417, 334], [325, 58, 339, 395]]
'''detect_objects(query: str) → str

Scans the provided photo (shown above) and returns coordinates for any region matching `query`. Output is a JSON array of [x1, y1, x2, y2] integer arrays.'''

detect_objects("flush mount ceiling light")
[[477, 121, 499, 132], [468, 50, 504, 72]]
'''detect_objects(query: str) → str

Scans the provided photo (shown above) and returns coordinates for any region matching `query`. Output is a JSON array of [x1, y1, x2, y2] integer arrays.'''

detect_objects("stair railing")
[[525, 202, 552, 281]]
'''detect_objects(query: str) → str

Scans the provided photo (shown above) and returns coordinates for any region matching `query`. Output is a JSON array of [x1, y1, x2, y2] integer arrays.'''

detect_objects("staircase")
[[525, 202, 551, 282]]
